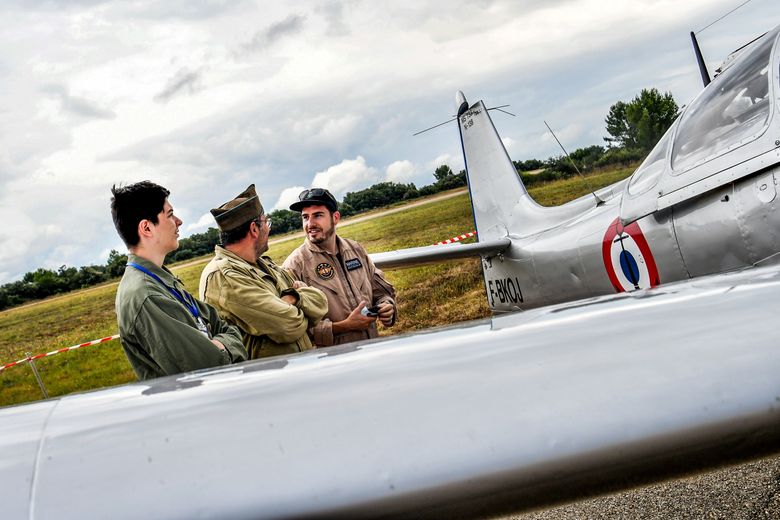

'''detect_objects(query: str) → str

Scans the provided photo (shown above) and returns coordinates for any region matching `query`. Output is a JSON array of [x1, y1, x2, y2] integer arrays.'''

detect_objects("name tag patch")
[[345, 258, 363, 271]]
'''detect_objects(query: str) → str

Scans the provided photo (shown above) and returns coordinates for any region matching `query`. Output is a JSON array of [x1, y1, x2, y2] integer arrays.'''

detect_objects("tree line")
[[0, 87, 677, 311], [515, 88, 678, 186]]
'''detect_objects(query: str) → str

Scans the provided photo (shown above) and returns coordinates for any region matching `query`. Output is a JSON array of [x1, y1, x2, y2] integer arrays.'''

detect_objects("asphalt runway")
[[507, 454, 780, 519]]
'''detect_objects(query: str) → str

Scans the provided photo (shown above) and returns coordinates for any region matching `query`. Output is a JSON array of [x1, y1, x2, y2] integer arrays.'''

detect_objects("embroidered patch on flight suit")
[[345, 258, 363, 271], [316, 262, 335, 280]]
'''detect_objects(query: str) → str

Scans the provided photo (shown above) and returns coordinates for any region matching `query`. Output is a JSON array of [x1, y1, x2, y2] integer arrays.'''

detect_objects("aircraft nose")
[[456, 91, 468, 116]]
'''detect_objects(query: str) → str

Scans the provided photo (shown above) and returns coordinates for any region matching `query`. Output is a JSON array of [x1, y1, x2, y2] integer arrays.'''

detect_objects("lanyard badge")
[[196, 317, 210, 338]]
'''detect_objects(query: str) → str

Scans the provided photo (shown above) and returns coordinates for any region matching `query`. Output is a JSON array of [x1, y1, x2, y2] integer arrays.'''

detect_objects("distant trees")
[[434, 164, 453, 182], [267, 209, 301, 235], [513, 159, 544, 172], [569, 145, 607, 170], [343, 182, 419, 213], [512, 144, 605, 185], [105, 250, 128, 278], [168, 228, 219, 263], [511, 87, 677, 186], [604, 88, 678, 152], [0, 263, 116, 311]]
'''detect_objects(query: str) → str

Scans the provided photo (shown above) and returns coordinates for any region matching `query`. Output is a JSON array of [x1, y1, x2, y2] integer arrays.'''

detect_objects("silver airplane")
[[374, 24, 780, 313], [2, 25, 780, 520]]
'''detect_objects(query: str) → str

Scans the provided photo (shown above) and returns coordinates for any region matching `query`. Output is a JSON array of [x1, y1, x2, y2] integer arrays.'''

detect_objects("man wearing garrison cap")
[[199, 184, 328, 359]]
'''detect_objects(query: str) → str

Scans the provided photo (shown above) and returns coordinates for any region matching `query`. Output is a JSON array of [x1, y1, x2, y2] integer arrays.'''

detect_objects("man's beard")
[[309, 223, 334, 244], [254, 235, 268, 258]]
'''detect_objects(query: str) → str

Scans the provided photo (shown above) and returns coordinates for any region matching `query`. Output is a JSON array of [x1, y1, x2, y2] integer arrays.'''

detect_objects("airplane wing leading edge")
[[370, 237, 510, 269], [3, 264, 780, 518]]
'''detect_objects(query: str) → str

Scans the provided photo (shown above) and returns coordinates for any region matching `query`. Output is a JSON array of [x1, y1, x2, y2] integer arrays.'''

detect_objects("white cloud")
[[311, 156, 380, 199], [385, 160, 417, 182], [431, 154, 454, 167], [0, 0, 778, 282], [427, 153, 463, 174], [540, 123, 583, 152], [273, 185, 306, 211], [501, 137, 516, 154], [185, 211, 217, 233]]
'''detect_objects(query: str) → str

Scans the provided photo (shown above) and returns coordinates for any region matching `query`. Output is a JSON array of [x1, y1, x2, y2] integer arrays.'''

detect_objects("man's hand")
[[333, 301, 376, 333], [376, 303, 395, 326], [211, 339, 226, 350], [292, 280, 307, 289], [281, 294, 298, 305]]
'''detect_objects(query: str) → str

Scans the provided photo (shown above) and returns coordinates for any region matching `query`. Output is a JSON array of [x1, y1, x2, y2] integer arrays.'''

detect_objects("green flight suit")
[[199, 246, 328, 359], [115, 254, 247, 381]]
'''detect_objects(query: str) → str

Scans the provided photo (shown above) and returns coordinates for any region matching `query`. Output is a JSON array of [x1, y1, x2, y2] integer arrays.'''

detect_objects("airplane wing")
[[3, 263, 779, 519], [370, 237, 510, 269]]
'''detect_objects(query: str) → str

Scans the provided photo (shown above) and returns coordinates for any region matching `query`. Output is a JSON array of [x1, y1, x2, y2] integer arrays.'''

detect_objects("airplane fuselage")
[[483, 165, 780, 311]]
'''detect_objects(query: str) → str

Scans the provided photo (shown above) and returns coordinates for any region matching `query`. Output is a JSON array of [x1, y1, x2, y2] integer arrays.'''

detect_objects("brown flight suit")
[[283, 236, 396, 347]]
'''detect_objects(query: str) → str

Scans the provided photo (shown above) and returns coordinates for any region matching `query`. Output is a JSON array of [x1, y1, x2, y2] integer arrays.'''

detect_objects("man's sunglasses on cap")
[[290, 187, 338, 212], [298, 188, 331, 201]]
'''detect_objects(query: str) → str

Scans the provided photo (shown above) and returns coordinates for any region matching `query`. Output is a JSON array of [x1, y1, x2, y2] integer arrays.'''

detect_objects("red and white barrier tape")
[[435, 231, 477, 245], [0, 334, 120, 372]]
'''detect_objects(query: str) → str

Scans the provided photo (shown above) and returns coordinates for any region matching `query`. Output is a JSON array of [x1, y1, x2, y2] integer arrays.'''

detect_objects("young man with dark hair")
[[283, 188, 397, 347], [111, 181, 246, 380], [199, 184, 328, 359]]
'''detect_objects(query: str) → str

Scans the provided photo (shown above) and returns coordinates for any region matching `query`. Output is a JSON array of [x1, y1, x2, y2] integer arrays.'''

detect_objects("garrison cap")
[[289, 188, 338, 213], [211, 184, 265, 232]]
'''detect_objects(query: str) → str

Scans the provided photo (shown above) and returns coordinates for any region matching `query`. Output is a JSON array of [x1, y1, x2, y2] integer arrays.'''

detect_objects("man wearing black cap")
[[199, 184, 328, 359], [283, 188, 397, 347]]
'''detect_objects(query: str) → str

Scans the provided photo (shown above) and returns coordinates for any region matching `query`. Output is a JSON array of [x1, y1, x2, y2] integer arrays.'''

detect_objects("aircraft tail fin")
[[457, 91, 588, 240]]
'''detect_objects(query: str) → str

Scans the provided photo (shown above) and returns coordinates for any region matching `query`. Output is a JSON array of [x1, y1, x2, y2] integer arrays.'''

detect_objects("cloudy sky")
[[1, 0, 778, 283]]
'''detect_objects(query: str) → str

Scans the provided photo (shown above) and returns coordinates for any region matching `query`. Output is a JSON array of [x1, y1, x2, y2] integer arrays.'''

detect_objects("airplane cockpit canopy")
[[621, 25, 780, 224], [672, 32, 773, 173], [627, 123, 673, 197]]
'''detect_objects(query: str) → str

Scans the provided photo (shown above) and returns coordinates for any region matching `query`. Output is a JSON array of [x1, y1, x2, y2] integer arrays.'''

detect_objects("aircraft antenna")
[[690, 32, 711, 87], [413, 117, 457, 136], [487, 105, 516, 117], [413, 105, 515, 136], [543, 120, 605, 207], [696, 0, 754, 34]]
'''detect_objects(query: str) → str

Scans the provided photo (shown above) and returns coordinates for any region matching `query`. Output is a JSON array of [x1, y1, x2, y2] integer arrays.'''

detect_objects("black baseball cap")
[[289, 188, 339, 213]]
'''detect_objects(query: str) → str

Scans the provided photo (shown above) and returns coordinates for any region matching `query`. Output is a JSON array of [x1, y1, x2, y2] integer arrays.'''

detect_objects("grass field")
[[0, 165, 635, 407]]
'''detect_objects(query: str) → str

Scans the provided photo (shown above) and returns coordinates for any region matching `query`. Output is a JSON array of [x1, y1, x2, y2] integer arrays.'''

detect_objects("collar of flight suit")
[[304, 234, 354, 257], [127, 253, 182, 288]]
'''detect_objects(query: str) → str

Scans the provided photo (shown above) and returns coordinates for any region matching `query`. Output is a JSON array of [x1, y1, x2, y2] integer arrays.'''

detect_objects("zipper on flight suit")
[[335, 251, 370, 341]]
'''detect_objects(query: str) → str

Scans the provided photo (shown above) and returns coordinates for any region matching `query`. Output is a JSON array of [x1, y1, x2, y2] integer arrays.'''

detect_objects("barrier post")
[[26, 352, 49, 399]]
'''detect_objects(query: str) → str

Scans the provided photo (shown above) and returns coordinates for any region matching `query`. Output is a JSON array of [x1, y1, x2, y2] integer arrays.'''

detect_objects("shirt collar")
[[215, 245, 251, 265], [215, 245, 272, 273], [127, 254, 179, 287], [305, 235, 345, 255]]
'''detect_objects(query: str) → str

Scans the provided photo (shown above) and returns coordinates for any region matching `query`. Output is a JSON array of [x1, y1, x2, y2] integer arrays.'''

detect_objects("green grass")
[[530, 166, 636, 206], [0, 166, 634, 407]]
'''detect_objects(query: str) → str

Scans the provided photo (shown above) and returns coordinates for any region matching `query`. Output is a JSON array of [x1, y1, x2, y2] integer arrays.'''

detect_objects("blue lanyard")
[[127, 262, 201, 321]]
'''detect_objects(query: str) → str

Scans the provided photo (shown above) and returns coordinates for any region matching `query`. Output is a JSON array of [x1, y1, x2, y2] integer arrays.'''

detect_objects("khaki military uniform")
[[116, 254, 247, 381], [283, 236, 396, 346], [199, 246, 328, 359]]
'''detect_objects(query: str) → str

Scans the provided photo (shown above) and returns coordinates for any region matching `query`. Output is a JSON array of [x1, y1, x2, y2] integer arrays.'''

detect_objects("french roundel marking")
[[601, 218, 660, 293]]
